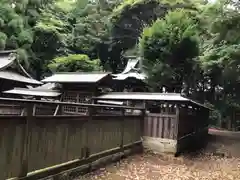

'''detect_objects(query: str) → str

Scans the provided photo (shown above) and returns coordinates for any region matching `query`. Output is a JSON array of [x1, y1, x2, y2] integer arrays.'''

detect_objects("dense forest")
[[1, 0, 240, 128]]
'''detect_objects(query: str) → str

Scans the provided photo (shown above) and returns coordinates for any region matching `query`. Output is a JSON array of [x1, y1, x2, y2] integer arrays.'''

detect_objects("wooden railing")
[[0, 98, 144, 180]]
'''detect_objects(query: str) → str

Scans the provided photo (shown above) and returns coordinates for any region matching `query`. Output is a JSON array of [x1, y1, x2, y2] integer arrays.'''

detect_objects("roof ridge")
[[13, 87, 59, 92], [54, 72, 111, 75], [107, 92, 182, 95], [0, 50, 17, 55]]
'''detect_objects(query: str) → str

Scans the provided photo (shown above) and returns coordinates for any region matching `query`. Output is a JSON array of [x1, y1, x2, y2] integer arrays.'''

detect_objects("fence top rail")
[[0, 97, 144, 110]]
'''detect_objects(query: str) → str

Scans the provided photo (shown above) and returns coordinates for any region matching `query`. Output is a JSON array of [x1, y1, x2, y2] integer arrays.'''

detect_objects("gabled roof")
[[3, 88, 61, 97], [41, 72, 112, 84]]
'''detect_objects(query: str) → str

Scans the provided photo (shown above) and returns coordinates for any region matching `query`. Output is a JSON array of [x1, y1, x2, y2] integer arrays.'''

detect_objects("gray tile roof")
[[97, 100, 124, 105], [3, 88, 61, 97], [97, 92, 187, 101], [42, 72, 111, 83], [0, 71, 42, 85], [95, 92, 210, 109], [29, 83, 57, 90]]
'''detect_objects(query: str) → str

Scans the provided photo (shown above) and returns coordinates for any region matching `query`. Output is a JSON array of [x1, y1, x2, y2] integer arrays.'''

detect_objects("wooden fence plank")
[[152, 117, 157, 137], [27, 116, 87, 173], [0, 117, 26, 180]]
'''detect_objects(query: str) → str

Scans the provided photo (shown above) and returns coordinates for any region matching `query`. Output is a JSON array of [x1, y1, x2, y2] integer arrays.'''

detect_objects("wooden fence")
[[143, 103, 209, 154], [0, 98, 144, 180]]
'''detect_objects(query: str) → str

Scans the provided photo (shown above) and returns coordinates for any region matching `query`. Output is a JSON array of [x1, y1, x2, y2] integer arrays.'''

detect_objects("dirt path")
[[208, 128, 240, 157], [78, 153, 240, 180], [77, 130, 240, 180]]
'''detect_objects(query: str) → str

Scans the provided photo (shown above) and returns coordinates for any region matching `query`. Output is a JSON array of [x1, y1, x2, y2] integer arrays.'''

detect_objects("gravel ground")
[[77, 152, 240, 180], [76, 131, 240, 180]]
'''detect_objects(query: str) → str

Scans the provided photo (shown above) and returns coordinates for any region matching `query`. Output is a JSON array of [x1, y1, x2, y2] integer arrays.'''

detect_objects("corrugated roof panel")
[[0, 71, 42, 85], [42, 72, 111, 83], [96, 92, 188, 101], [3, 88, 61, 97]]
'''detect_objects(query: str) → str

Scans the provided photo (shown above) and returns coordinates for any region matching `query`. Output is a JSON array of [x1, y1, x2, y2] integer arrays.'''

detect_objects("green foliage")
[[0, 32, 7, 50], [140, 9, 199, 92], [16, 48, 30, 69], [111, 0, 194, 23], [48, 54, 102, 72], [70, 0, 114, 58]]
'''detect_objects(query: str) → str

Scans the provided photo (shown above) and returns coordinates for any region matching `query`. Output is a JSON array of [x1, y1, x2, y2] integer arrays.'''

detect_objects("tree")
[[68, 0, 122, 72], [198, 0, 240, 128], [0, 0, 57, 79], [105, 0, 202, 73], [48, 54, 102, 72], [139, 9, 200, 93]]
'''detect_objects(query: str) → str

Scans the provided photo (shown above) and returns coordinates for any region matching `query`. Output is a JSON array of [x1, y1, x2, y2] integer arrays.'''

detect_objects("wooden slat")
[[156, 116, 160, 138], [158, 117, 163, 137], [164, 117, 169, 138], [167, 117, 171, 138], [147, 116, 152, 136], [152, 116, 158, 137], [169, 117, 175, 139], [161, 117, 165, 138]]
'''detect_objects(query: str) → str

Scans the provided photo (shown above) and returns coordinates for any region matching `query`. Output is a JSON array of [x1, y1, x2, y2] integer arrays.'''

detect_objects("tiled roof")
[[3, 88, 61, 97], [0, 71, 42, 85], [42, 72, 112, 83]]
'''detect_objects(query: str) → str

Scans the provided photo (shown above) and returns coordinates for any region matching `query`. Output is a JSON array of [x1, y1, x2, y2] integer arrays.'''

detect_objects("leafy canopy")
[[140, 9, 199, 92], [48, 54, 102, 73]]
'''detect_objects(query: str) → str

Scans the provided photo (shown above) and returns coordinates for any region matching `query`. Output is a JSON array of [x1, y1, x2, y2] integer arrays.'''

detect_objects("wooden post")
[[175, 104, 180, 140], [120, 108, 125, 151], [32, 104, 36, 116], [85, 106, 93, 158], [19, 103, 33, 177], [141, 108, 145, 138], [175, 104, 180, 156]]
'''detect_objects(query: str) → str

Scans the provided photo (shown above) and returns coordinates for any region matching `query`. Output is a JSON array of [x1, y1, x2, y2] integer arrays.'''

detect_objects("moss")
[[110, 0, 193, 24]]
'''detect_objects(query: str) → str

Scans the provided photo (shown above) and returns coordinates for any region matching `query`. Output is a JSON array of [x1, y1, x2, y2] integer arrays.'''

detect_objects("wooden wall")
[[144, 104, 178, 140], [144, 113, 178, 139], [0, 102, 143, 180], [177, 105, 209, 153]]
